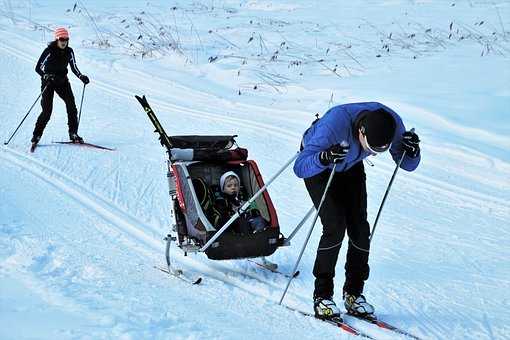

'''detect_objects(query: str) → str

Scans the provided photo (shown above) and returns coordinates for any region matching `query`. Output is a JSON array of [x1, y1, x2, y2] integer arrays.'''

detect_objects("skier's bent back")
[[31, 27, 90, 147]]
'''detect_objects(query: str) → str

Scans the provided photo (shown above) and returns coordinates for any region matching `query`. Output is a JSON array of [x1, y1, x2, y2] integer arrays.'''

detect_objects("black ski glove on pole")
[[319, 143, 350, 165], [79, 75, 90, 84], [402, 130, 420, 158]]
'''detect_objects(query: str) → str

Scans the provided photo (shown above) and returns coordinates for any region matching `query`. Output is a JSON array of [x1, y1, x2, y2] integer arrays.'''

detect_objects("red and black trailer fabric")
[[172, 158, 283, 260]]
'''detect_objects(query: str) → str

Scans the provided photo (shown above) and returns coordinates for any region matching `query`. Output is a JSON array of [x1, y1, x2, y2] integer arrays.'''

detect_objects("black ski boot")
[[30, 135, 41, 152], [314, 296, 341, 319], [69, 133, 84, 144]]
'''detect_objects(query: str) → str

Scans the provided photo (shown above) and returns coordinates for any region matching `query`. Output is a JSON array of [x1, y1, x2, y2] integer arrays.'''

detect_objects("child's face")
[[223, 177, 240, 196]]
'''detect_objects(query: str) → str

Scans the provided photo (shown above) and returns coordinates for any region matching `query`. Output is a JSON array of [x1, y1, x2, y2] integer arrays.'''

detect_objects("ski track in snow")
[[2, 139, 507, 338], [1, 2, 510, 339]]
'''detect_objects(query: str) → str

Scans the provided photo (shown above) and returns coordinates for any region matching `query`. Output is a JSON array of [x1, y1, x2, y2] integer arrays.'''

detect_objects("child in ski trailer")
[[294, 102, 421, 319], [214, 171, 268, 234], [31, 27, 90, 147]]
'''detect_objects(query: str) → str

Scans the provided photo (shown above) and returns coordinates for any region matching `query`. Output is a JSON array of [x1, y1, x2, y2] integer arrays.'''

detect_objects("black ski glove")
[[319, 143, 350, 165], [402, 130, 420, 158], [79, 75, 90, 84], [42, 73, 55, 83]]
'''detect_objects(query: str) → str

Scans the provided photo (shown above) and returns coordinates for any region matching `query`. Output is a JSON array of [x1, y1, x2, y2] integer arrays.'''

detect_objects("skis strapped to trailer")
[[135, 95, 173, 150], [53, 141, 115, 151]]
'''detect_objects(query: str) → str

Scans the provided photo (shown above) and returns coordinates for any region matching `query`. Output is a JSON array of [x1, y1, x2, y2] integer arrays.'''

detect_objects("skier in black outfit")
[[31, 27, 89, 146], [294, 103, 421, 319]]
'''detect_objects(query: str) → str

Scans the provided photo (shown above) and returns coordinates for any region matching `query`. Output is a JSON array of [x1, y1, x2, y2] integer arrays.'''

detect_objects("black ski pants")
[[304, 161, 370, 299], [33, 79, 78, 137]]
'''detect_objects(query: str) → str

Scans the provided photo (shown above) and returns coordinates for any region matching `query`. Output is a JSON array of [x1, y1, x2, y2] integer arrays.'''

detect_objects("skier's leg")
[[33, 83, 54, 138], [305, 170, 346, 299], [55, 81, 78, 135], [342, 162, 370, 296]]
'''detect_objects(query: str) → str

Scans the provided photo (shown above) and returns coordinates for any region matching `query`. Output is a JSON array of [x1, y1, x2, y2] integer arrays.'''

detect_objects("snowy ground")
[[1, 1, 509, 339]]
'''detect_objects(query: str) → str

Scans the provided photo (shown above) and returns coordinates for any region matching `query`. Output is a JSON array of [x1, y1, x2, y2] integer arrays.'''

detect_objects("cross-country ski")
[[53, 141, 115, 151]]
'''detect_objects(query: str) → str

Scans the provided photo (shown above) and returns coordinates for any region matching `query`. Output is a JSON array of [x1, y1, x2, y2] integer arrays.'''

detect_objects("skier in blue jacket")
[[294, 102, 421, 319]]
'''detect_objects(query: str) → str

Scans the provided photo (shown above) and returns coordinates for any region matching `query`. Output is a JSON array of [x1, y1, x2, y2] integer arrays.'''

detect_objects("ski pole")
[[283, 205, 315, 246], [4, 84, 49, 145], [279, 162, 338, 305], [368, 128, 414, 244], [77, 83, 86, 131]]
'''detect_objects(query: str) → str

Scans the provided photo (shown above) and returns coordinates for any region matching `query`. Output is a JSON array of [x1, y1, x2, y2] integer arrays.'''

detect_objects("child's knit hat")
[[220, 171, 240, 192]]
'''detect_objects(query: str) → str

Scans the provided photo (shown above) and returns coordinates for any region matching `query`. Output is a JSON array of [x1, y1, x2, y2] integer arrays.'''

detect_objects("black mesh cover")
[[193, 148, 248, 162], [170, 135, 237, 150]]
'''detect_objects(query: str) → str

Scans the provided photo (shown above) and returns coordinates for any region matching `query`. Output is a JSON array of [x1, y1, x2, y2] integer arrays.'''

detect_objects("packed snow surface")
[[1, 1, 509, 339]]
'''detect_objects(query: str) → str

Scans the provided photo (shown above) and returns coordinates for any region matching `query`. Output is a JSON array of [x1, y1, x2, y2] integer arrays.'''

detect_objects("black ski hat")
[[358, 108, 396, 150]]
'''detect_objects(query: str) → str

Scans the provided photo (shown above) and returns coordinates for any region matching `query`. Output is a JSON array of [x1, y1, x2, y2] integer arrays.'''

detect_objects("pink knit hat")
[[54, 27, 69, 40]]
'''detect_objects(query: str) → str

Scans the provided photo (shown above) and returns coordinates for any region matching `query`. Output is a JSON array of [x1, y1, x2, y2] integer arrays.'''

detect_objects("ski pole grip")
[[402, 128, 416, 158]]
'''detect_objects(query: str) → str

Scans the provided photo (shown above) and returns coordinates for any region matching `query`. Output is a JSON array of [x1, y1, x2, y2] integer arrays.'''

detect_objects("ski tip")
[[193, 277, 203, 285], [134, 94, 148, 106], [134, 95, 143, 105]]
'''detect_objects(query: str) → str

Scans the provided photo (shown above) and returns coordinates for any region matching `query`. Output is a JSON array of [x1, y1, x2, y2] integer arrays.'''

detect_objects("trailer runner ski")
[[153, 265, 202, 285], [247, 259, 300, 279]]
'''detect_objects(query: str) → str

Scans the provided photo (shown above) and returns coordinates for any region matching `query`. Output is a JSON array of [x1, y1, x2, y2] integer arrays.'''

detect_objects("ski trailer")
[[135, 95, 298, 271]]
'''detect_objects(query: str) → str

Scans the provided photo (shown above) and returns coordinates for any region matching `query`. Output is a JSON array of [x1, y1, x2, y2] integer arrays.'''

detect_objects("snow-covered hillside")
[[1, 1, 509, 339]]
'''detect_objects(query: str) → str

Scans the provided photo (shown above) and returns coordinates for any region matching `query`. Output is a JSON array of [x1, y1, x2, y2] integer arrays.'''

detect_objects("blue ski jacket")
[[294, 102, 421, 178]]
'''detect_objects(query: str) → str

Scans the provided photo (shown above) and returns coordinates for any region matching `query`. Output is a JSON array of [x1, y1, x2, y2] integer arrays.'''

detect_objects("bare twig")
[[212, 30, 239, 49], [77, 1, 108, 45], [493, 3, 507, 39]]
